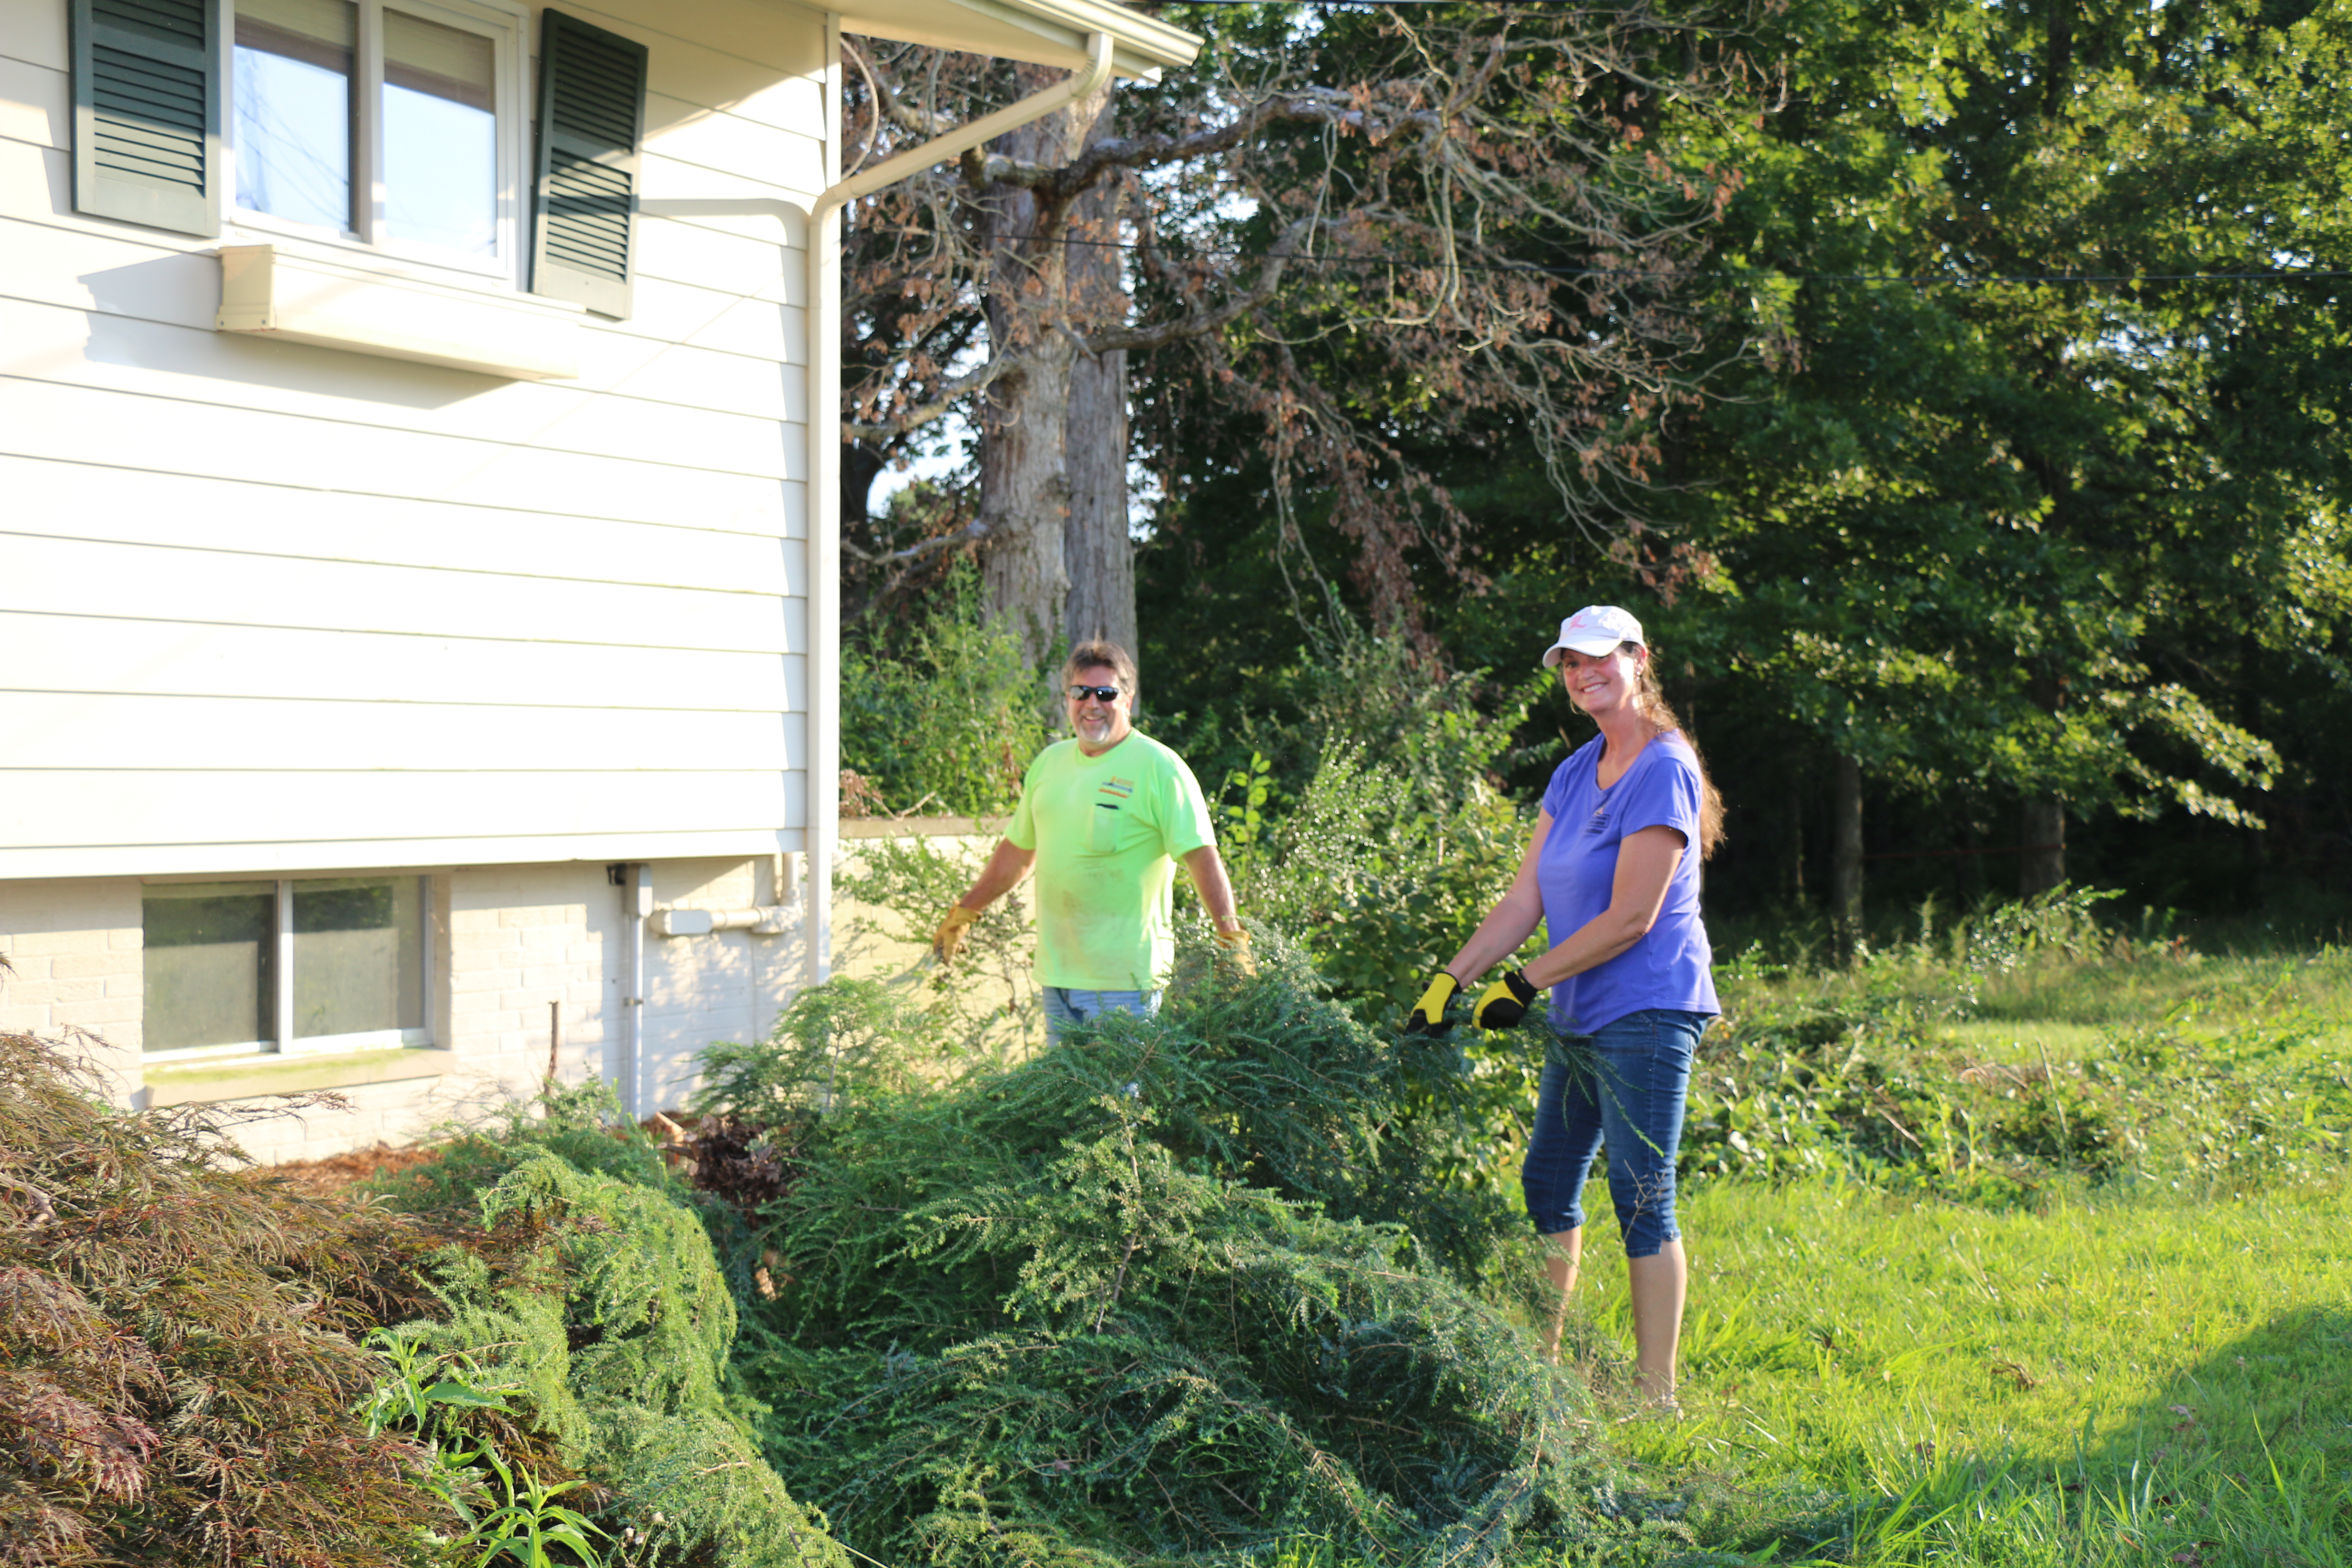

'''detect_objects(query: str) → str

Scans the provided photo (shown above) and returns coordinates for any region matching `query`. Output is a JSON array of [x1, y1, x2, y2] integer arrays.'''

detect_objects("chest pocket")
[[1086, 802, 1127, 855]]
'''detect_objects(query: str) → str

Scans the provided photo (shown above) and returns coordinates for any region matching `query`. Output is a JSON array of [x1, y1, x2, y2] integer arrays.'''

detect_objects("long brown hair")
[[1617, 642, 1726, 859]]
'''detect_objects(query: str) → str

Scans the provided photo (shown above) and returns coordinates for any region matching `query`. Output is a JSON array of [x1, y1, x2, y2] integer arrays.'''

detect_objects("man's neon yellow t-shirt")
[[1005, 731, 1217, 991]]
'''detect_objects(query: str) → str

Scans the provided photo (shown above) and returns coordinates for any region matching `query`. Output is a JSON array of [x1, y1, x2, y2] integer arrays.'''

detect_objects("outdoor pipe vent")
[[649, 906, 793, 938]]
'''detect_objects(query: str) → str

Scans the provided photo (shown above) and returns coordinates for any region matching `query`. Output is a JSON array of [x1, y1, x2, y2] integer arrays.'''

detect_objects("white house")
[[0, 0, 1194, 1157]]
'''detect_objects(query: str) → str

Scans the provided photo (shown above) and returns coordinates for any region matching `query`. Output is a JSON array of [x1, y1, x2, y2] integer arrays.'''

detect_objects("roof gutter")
[[814, 28, 1113, 230]]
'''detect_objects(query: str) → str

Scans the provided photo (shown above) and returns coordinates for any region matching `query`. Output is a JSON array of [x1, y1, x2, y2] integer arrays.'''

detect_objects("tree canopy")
[[847, 0, 2352, 931]]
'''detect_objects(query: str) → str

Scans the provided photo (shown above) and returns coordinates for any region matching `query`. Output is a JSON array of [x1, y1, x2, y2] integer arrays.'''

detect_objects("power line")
[[935, 226, 2350, 289]]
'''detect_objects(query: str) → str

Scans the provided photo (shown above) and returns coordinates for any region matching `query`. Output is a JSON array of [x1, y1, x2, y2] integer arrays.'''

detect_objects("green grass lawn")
[[1568, 1175, 2352, 1563], [1533, 943, 2352, 1565]]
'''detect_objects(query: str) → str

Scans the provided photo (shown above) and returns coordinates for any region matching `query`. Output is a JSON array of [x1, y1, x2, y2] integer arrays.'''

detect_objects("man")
[[932, 640, 1250, 1038]]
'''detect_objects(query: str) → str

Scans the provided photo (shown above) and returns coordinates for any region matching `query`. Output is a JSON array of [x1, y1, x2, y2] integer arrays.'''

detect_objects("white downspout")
[[621, 861, 650, 1117], [805, 11, 850, 999], [636, 31, 1116, 998], [800, 28, 1114, 995]]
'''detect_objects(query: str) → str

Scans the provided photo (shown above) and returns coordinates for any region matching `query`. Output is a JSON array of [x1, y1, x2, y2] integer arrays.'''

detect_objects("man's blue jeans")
[[1042, 986, 1161, 1043], [1520, 1008, 1710, 1258]]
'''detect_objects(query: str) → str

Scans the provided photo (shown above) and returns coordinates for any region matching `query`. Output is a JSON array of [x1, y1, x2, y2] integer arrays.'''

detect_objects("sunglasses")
[[1066, 684, 1123, 704]]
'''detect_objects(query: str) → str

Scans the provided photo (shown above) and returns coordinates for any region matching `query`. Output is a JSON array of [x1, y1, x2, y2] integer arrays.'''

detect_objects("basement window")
[[143, 876, 431, 1058]]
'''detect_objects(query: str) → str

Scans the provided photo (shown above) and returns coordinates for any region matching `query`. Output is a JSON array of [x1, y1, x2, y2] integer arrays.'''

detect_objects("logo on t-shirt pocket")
[[1583, 806, 1612, 836]]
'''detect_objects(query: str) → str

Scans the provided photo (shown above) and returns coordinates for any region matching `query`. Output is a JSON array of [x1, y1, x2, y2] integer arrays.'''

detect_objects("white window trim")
[[224, 0, 530, 287], [141, 873, 438, 1064]]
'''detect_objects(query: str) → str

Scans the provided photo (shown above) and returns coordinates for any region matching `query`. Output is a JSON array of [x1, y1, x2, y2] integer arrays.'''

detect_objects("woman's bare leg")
[[1540, 1226, 1583, 1362], [1626, 1239, 1687, 1406]]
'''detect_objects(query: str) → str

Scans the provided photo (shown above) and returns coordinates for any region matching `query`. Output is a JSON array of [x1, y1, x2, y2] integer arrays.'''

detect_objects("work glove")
[[1402, 970, 1461, 1037], [1214, 927, 1257, 977], [932, 905, 981, 962], [1473, 969, 1540, 1031]]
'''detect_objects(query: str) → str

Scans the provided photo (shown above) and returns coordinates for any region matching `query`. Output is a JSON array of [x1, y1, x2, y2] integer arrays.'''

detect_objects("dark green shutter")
[[529, 10, 646, 320], [70, 0, 225, 235]]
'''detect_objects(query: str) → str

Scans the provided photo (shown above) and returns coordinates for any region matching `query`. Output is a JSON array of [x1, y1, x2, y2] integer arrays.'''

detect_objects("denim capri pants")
[[1042, 986, 1161, 1044], [1520, 1008, 1710, 1258]]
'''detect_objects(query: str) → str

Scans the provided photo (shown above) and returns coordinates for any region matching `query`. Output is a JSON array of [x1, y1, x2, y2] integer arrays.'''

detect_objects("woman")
[[1403, 605, 1723, 1408]]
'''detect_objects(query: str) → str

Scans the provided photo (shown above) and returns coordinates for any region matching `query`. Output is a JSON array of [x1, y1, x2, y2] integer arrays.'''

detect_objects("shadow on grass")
[[1695, 1306, 2352, 1566]]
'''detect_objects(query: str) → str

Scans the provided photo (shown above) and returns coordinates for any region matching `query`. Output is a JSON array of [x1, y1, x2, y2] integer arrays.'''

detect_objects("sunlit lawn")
[[1552, 1174, 2351, 1563], [1541, 945, 2352, 1564]]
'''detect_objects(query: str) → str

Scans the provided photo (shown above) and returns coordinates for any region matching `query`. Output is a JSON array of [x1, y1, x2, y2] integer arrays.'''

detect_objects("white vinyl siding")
[[0, 0, 825, 879], [2, 775, 810, 876]]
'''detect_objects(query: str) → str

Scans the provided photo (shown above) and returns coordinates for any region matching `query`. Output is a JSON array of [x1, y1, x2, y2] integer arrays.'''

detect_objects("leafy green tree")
[[1651, 0, 2352, 908]]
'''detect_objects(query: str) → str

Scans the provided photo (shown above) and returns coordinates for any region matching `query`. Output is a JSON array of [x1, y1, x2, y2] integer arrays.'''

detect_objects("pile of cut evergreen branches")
[[698, 939, 1662, 1568]]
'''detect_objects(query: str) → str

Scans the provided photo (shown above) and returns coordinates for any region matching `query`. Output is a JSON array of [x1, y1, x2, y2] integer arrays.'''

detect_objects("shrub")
[[371, 1088, 849, 1568], [0, 1028, 448, 1567], [841, 564, 1053, 818], [832, 838, 1047, 1058], [1679, 950, 2352, 1202], [1207, 621, 1550, 1026]]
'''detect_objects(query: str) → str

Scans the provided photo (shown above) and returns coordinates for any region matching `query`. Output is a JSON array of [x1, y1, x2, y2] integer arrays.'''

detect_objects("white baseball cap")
[[1540, 605, 1645, 668]]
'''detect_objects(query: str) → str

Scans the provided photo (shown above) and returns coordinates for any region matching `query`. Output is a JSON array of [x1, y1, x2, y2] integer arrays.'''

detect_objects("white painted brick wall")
[[640, 856, 807, 1112], [448, 862, 616, 1103], [212, 1072, 480, 1163], [0, 852, 824, 1163], [0, 877, 143, 1090], [446, 856, 809, 1118]]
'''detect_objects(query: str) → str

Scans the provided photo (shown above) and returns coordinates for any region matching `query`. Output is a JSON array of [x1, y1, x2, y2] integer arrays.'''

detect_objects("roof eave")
[[834, 0, 1201, 80]]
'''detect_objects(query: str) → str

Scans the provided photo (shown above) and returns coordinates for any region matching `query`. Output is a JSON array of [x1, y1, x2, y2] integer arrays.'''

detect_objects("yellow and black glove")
[[1215, 926, 1257, 977], [932, 904, 981, 962], [1473, 969, 1540, 1031], [1402, 970, 1461, 1037]]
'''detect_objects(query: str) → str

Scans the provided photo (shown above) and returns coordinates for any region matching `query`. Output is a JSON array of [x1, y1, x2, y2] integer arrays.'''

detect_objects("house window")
[[230, 0, 518, 269], [144, 876, 431, 1057]]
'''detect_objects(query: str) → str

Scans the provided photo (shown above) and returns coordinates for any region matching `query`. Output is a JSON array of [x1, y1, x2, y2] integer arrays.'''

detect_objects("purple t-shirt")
[[1537, 733, 1718, 1033]]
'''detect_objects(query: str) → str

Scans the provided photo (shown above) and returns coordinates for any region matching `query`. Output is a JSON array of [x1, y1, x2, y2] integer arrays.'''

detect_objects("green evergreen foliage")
[[0, 1027, 449, 1566], [830, 843, 1049, 1057], [1131, 616, 1550, 1026], [841, 563, 1054, 818], [373, 1098, 850, 1568], [365, 1078, 676, 1214], [705, 957, 1647, 1568]]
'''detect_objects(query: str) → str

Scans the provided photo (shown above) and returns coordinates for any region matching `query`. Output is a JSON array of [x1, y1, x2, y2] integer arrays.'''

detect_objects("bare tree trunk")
[[2018, 797, 2066, 896], [1063, 352, 1132, 643], [973, 75, 1108, 666], [1062, 113, 1135, 665], [2018, 665, 2067, 897], [977, 351, 1076, 663], [1830, 754, 1863, 960], [1782, 764, 1807, 908], [840, 441, 888, 623], [2240, 637, 2266, 908]]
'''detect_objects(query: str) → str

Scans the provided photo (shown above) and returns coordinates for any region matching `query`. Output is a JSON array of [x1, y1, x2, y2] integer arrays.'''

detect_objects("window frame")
[[141, 872, 438, 1064], [223, 0, 527, 283]]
